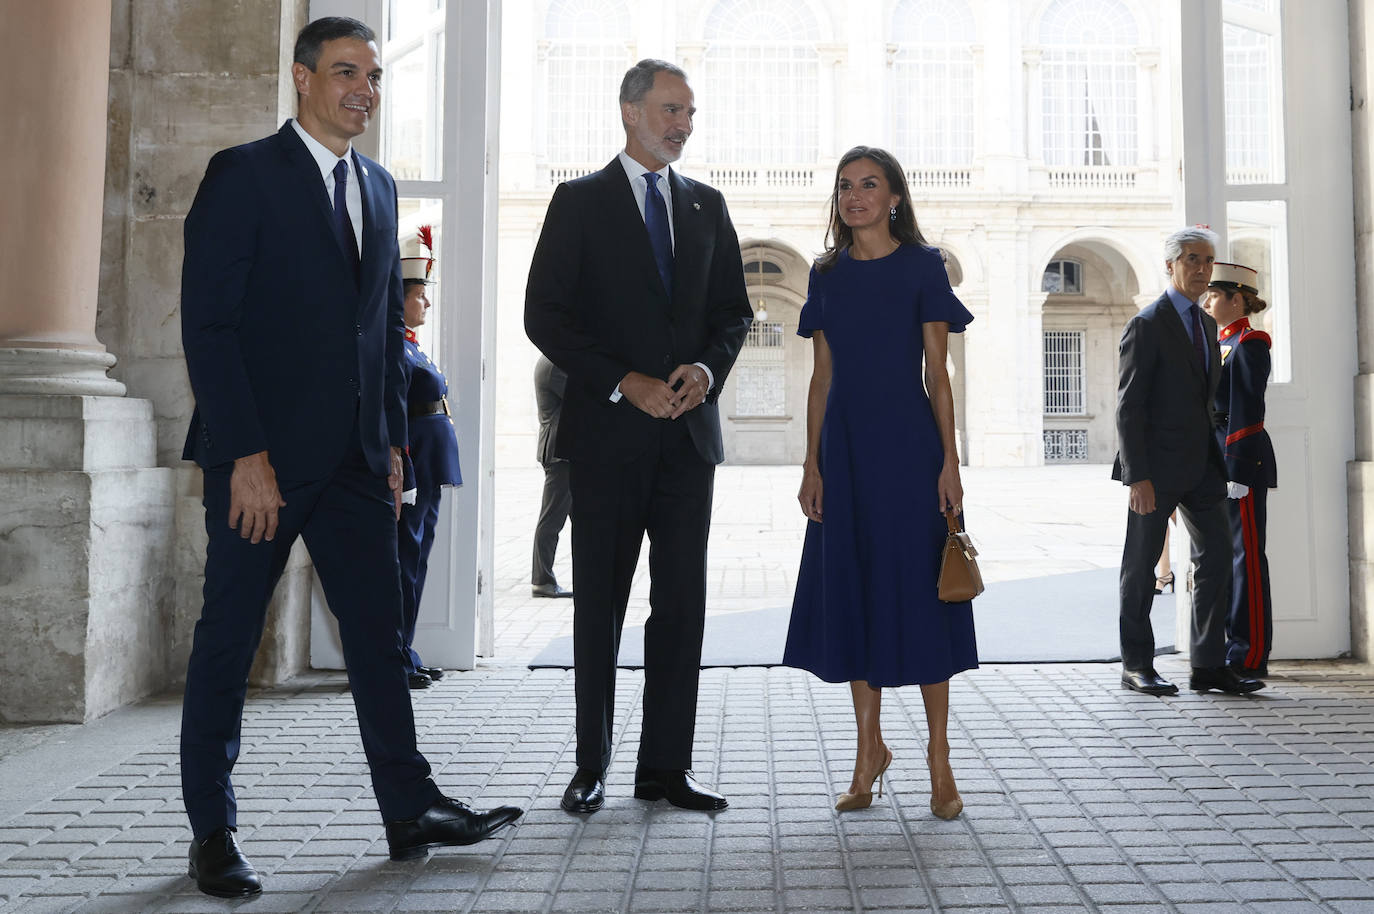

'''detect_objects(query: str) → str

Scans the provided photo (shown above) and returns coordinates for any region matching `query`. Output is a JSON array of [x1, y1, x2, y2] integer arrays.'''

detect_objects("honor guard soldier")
[[397, 225, 463, 689], [1204, 261, 1278, 677]]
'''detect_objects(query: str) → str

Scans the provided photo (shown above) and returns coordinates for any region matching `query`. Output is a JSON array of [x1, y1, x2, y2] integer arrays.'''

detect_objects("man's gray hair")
[[619, 59, 688, 106], [1163, 226, 1219, 262]]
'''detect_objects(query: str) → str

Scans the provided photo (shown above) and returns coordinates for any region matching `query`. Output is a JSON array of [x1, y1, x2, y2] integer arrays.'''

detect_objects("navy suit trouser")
[[569, 420, 714, 774], [181, 429, 439, 840], [398, 485, 443, 673], [1119, 461, 1233, 672]]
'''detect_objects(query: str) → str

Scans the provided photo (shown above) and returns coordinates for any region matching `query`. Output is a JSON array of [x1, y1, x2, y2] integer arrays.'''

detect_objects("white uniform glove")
[[1227, 481, 1250, 499]]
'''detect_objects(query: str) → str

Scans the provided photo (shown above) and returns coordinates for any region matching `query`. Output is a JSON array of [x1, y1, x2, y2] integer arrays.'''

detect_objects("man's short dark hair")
[[294, 17, 376, 71], [619, 59, 688, 106]]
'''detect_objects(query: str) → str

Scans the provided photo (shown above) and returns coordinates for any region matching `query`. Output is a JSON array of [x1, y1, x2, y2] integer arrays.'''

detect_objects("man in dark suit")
[[178, 17, 519, 899], [525, 59, 753, 814], [1112, 226, 1265, 698], [532, 355, 573, 598]]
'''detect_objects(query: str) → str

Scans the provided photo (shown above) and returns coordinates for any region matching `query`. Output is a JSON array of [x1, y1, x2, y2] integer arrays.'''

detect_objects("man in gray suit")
[[532, 355, 573, 598], [1113, 226, 1265, 697]]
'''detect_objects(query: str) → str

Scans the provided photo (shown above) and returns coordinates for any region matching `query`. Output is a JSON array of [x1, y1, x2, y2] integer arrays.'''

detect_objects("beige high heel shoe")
[[927, 749, 963, 820], [835, 746, 894, 811]]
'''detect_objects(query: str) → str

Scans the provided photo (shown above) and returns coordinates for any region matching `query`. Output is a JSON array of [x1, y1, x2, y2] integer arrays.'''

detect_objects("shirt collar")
[[618, 150, 670, 192], [1219, 316, 1250, 341], [290, 118, 352, 183], [1165, 285, 1199, 320]]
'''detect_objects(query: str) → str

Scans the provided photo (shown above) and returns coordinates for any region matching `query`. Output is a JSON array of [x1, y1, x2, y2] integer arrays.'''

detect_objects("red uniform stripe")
[[1239, 493, 1266, 667], [1226, 422, 1264, 446]]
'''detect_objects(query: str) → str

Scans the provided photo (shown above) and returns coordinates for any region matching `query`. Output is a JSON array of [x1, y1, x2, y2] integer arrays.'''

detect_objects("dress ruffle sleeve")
[[915, 246, 973, 333], [796, 266, 823, 338]]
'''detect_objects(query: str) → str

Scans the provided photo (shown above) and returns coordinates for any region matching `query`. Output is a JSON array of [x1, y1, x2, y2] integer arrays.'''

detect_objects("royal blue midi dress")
[[783, 244, 979, 687]]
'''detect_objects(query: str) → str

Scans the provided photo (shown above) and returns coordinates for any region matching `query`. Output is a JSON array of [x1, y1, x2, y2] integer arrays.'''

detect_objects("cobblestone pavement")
[[2, 467, 1373, 913]]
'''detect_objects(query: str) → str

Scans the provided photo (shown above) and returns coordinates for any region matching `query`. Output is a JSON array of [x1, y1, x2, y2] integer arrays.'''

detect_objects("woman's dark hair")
[[816, 146, 928, 272], [294, 17, 376, 71], [1214, 285, 1269, 315]]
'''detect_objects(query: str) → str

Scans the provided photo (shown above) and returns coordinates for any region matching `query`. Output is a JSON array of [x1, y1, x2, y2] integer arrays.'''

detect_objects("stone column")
[[0, 0, 174, 723], [0, 0, 123, 395]]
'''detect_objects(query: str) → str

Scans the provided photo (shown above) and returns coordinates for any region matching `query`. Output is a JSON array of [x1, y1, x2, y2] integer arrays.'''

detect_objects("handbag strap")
[[944, 508, 962, 534]]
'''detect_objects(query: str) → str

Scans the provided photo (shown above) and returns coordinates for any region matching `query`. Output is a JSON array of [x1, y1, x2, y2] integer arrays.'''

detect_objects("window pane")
[[890, 0, 976, 170], [1222, 5, 1284, 185], [541, 0, 632, 182], [1226, 200, 1289, 383], [736, 317, 787, 417], [1043, 329, 1085, 414], [1038, 0, 1139, 169], [383, 1, 445, 181], [398, 197, 445, 359]]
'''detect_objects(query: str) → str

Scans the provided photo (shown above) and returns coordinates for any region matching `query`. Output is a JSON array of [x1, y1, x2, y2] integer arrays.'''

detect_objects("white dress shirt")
[[290, 118, 363, 256], [609, 150, 714, 401]]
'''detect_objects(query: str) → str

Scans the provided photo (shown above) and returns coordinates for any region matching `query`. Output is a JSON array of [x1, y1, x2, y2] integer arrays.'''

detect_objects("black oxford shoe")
[[407, 672, 432, 690], [1121, 668, 1179, 696], [385, 796, 523, 861], [532, 583, 574, 598], [633, 766, 728, 811], [1191, 666, 1265, 694], [417, 666, 445, 681], [561, 767, 605, 814], [188, 827, 262, 898]]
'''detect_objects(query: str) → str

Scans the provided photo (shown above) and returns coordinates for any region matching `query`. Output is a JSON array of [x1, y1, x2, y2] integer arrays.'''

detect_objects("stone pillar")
[[0, 0, 123, 395], [1348, 0, 1374, 665], [0, 0, 174, 723]]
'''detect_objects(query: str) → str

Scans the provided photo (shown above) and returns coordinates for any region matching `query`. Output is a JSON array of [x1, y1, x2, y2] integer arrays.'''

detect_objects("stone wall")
[[1350, 0, 1374, 665]]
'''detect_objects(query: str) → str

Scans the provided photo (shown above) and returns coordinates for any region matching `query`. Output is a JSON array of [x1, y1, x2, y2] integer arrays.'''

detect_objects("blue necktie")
[[643, 171, 674, 295], [1189, 304, 1208, 373], [332, 159, 360, 268]]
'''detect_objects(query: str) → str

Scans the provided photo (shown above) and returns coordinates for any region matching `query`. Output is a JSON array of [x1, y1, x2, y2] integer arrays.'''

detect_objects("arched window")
[[1038, 0, 1139, 167], [890, 0, 976, 169], [701, 0, 821, 168], [1041, 258, 1083, 293], [542, 0, 633, 181]]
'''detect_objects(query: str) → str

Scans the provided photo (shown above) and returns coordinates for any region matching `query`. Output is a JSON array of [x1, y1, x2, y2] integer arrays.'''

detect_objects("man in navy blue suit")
[[178, 17, 519, 899]]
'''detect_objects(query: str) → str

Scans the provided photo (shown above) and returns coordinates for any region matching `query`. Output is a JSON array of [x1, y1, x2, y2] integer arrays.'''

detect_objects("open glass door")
[[310, 0, 501, 670], [1176, 0, 1355, 657]]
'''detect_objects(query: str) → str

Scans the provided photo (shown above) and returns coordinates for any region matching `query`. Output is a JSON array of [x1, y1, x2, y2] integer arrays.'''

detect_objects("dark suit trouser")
[[181, 430, 439, 840], [533, 460, 572, 586], [1226, 487, 1272, 669], [1119, 462, 1232, 671], [569, 421, 714, 774], [399, 486, 443, 673]]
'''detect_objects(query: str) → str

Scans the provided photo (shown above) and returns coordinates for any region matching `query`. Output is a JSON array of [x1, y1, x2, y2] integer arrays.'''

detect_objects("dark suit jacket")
[[524, 159, 753, 465], [534, 355, 566, 467], [1112, 292, 1226, 493], [181, 122, 406, 480]]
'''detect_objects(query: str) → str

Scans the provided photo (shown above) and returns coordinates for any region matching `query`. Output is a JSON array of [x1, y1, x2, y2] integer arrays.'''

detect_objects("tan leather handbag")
[[937, 509, 984, 602]]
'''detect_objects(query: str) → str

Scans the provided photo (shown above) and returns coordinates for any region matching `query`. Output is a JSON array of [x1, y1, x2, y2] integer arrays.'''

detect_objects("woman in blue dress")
[[784, 147, 978, 818]]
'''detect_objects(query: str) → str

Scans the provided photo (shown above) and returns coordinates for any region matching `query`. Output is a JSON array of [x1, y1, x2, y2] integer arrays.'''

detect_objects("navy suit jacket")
[[181, 122, 407, 480], [1112, 292, 1226, 494], [524, 159, 753, 465]]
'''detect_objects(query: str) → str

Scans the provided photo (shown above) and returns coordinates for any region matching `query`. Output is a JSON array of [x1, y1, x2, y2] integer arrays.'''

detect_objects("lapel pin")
[[692, 202, 700, 210]]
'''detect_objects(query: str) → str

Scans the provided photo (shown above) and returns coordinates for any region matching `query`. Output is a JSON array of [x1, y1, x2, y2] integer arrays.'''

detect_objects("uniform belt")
[[411, 398, 450, 418]]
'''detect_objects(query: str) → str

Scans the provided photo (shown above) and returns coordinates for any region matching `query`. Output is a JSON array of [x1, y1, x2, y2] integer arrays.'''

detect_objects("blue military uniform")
[[399, 327, 462, 676], [1215, 316, 1277, 672]]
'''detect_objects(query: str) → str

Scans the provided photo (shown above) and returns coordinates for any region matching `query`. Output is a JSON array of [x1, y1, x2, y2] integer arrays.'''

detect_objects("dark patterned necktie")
[[1189, 304, 1208, 373], [332, 159, 360, 267], [643, 171, 674, 295]]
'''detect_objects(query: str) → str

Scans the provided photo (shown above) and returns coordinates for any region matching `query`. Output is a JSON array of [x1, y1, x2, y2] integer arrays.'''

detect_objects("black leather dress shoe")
[[561, 767, 605, 813], [1191, 666, 1265, 694], [532, 583, 574, 598], [633, 766, 728, 811], [407, 672, 432, 690], [1120, 668, 1179, 696], [1231, 662, 1268, 678], [385, 796, 523, 861], [417, 666, 444, 681], [188, 827, 262, 898]]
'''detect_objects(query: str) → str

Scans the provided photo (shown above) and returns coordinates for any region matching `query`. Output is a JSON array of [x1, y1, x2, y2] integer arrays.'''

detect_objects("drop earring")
[[890, 207, 897, 222]]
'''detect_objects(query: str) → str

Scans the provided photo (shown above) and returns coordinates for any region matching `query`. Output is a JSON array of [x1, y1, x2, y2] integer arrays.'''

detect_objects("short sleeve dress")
[[782, 244, 979, 687]]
